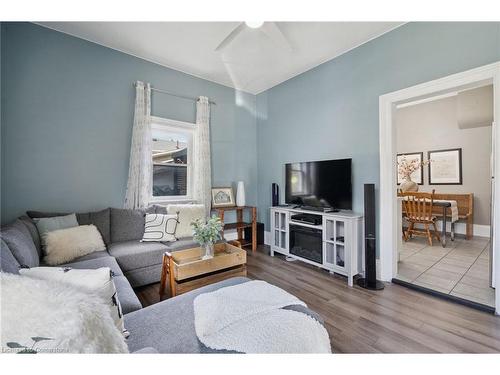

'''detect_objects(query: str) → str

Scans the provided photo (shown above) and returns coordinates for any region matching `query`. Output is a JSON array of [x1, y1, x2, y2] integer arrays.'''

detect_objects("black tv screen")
[[285, 158, 352, 210]]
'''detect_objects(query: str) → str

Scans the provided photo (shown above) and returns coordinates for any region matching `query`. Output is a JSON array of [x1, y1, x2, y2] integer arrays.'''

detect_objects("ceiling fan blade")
[[261, 22, 293, 52], [214, 22, 246, 52]]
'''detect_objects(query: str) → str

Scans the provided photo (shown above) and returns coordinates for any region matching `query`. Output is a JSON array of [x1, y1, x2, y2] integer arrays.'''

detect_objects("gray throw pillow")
[[34, 214, 79, 249], [27, 209, 111, 245]]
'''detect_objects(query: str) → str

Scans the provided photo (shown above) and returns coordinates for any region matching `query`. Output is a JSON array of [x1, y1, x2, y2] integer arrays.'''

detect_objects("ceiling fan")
[[214, 21, 293, 52]]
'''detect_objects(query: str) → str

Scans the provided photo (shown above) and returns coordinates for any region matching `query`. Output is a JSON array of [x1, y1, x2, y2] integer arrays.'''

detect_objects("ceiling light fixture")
[[245, 21, 264, 29]]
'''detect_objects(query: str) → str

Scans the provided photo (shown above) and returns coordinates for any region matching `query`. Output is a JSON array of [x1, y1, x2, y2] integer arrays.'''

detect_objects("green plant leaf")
[[6, 342, 25, 348], [31, 337, 53, 342]]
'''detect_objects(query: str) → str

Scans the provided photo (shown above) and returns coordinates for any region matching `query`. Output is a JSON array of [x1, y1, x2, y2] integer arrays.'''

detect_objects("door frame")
[[379, 61, 500, 313]]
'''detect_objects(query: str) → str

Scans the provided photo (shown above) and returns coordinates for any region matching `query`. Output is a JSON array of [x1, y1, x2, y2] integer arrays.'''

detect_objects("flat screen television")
[[285, 158, 352, 210]]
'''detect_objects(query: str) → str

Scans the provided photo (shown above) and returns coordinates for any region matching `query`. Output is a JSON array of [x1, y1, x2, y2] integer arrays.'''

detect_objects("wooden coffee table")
[[159, 241, 247, 299]]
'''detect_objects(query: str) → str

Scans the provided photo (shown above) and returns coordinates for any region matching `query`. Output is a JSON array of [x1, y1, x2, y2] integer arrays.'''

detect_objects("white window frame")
[[150, 116, 196, 204]]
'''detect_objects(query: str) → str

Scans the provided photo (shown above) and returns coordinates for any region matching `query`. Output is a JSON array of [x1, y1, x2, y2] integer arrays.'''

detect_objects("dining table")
[[432, 200, 455, 247]]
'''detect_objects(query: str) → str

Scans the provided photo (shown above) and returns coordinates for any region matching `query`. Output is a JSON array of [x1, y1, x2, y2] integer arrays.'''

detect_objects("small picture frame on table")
[[428, 148, 463, 185], [211, 187, 236, 208]]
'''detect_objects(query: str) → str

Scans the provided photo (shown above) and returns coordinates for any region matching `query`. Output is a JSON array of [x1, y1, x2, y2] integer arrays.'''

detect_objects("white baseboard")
[[411, 222, 490, 238], [264, 231, 271, 246]]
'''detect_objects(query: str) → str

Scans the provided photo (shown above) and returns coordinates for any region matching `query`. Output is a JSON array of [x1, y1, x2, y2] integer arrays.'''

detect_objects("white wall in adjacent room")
[[395, 86, 493, 226]]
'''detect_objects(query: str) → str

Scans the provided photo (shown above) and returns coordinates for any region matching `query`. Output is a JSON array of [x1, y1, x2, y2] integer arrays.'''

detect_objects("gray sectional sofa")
[[24, 206, 198, 287], [0, 206, 199, 315], [1, 206, 326, 353]]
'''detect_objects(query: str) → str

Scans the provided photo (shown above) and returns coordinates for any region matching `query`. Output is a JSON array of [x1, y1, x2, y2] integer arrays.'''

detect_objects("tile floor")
[[396, 235, 495, 307]]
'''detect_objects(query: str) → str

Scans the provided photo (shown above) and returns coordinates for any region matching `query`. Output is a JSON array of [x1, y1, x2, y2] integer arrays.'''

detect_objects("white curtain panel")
[[194, 96, 212, 217], [124, 81, 152, 209]]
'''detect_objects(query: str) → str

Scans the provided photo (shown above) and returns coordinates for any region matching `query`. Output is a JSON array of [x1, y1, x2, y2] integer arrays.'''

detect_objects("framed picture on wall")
[[428, 148, 463, 185], [397, 152, 424, 185]]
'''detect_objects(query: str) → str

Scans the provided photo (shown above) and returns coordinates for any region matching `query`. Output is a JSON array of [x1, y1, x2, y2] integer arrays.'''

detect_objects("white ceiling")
[[38, 22, 403, 94]]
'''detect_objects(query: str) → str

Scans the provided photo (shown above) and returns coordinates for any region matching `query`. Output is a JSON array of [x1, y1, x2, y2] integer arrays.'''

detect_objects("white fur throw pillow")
[[19, 266, 127, 337], [142, 213, 178, 242], [167, 204, 205, 238], [0, 273, 128, 353], [43, 225, 106, 265]]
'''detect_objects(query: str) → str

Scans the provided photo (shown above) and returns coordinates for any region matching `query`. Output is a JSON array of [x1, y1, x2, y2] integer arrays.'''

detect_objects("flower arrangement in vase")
[[397, 156, 431, 192], [191, 215, 223, 260]]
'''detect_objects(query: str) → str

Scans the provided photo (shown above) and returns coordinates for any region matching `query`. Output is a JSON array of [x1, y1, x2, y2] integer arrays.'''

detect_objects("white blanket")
[[194, 280, 331, 353]]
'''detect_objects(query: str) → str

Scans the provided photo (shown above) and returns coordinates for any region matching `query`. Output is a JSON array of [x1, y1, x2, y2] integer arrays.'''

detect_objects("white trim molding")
[[149, 116, 196, 204], [379, 61, 500, 314]]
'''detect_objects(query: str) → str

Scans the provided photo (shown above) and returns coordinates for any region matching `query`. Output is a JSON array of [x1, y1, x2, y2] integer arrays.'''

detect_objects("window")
[[150, 117, 195, 202]]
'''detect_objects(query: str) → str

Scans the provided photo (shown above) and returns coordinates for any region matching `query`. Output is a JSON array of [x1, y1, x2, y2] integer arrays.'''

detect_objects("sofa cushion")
[[0, 239, 20, 274], [59, 256, 142, 314], [69, 250, 111, 262], [109, 238, 199, 272], [112, 275, 143, 314], [18, 216, 42, 257], [27, 209, 111, 246], [125, 277, 250, 353], [165, 238, 198, 251], [124, 264, 163, 288], [27, 210, 67, 218], [0, 220, 39, 267], [76, 208, 111, 245], [60, 254, 123, 276], [110, 207, 155, 243], [108, 240, 169, 271]]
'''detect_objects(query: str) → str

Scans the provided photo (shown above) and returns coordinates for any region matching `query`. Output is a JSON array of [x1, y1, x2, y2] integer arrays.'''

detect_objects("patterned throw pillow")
[[19, 266, 128, 338], [142, 213, 178, 242]]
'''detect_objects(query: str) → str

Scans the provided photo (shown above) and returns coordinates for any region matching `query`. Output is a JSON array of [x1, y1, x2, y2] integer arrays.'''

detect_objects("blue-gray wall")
[[256, 22, 500, 238], [0, 22, 257, 223], [2, 22, 500, 239]]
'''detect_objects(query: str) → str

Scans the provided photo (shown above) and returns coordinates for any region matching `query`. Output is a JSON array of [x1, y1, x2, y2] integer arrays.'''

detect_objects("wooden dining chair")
[[399, 189, 441, 246]]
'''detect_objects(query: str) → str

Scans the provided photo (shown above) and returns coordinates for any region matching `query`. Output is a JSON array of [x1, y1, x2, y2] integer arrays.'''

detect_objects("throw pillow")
[[43, 225, 106, 265], [142, 213, 178, 242], [1, 273, 128, 353], [33, 213, 79, 249], [167, 204, 205, 238], [19, 266, 127, 337]]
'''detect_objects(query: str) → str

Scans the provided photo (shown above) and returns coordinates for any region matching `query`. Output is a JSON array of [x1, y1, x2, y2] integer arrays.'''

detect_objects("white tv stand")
[[269, 206, 364, 286]]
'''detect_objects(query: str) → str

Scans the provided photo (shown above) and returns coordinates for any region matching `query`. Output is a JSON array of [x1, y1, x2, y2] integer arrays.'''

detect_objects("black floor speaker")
[[357, 183, 385, 290], [272, 183, 279, 206]]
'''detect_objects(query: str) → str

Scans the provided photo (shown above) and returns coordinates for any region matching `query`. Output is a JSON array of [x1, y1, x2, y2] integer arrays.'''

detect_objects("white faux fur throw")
[[193, 280, 331, 353], [44, 224, 106, 265], [0, 273, 129, 353]]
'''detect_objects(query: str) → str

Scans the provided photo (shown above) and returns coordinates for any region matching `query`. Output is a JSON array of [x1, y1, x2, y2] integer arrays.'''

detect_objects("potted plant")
[[398, 156, 430, 192], [191, 215, 223, 259]]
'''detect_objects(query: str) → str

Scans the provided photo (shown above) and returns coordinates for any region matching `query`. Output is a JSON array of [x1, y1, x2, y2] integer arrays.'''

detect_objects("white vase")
[[236, 181, 246, 207]]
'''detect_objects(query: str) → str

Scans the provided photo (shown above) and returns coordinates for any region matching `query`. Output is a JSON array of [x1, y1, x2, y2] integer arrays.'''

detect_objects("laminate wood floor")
[[134, 245, 500, 353]]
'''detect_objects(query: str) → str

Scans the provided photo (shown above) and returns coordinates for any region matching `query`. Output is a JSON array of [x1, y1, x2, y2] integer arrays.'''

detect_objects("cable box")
[[290, 213, 323, 226]]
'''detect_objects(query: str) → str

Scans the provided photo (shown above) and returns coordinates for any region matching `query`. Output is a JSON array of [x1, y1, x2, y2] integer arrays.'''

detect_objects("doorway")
[[393, 86, 493, 307], [379, 62, 500, 313]]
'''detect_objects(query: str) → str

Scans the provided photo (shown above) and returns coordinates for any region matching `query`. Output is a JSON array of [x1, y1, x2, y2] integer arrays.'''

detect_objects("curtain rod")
[[132, 83, 216, 105]]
